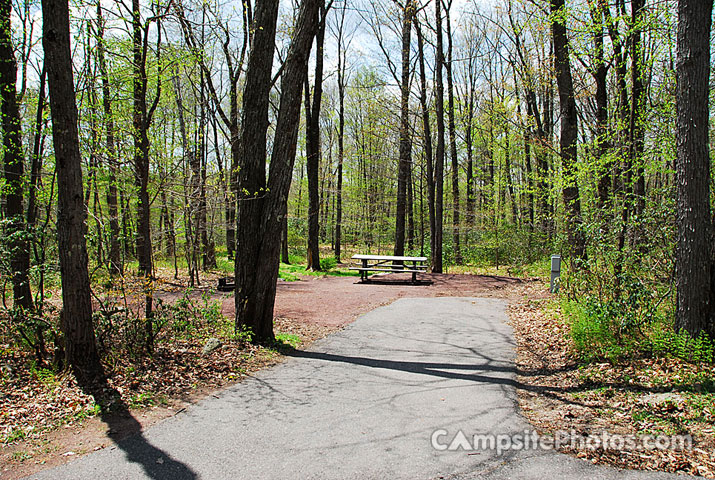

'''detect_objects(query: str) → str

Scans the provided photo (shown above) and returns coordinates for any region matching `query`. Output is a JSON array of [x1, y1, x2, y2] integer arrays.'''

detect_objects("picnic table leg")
[[361, 259, 368, 282]]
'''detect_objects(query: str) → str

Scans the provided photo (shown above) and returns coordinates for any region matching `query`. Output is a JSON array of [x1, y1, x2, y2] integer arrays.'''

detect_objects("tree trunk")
[[334, 6, 346, 263], [394, 0, 413, 258], [415, 20, 435, 265], [131, 0, 160, 349], [199, 68, 216, 270], [42, 0, 104, 386], [0, 0, 32, 311], [281, 214, 290, 264], [675, 0, 714, 338], [96, 3, 122, 276], [433, 0, 445, 273], [444, 2, 460, 264], [235, 0, 320, 343], [552, 0, 586, 264], [630, 0, 646, 221], [304, 1, 328, 271], [27, 64, 46, 234], [172, 74, 200, 286], [592, 3, 610, 213], [465, 58, 475, 231]]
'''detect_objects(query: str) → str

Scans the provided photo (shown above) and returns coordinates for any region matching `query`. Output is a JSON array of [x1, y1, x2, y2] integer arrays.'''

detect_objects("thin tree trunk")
[[394, 0, 413, 258], [304, 1, 328, 271], [433, 0, 445, 273], [281, 214, 290, 264], [131, 0, 161, 350], [0, 0, 32, 311], [444, 1, 460, 264], [334, 6, 346, 262], [415, 20, 435, 265], [27, 64, 47, 241], [592, 3, 610, 212], [97, 8, 123, 275]]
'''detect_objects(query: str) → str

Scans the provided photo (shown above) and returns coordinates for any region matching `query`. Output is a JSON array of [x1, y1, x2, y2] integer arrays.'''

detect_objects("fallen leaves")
[[508, 297, 715, 478]]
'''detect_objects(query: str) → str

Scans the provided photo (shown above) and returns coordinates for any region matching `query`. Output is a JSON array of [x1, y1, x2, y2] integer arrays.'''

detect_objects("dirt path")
[[249, 272, 526, 327]]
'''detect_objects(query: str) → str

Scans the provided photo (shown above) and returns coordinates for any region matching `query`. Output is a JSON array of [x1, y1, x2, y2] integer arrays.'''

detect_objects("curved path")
[[27, 298, 693, 479]]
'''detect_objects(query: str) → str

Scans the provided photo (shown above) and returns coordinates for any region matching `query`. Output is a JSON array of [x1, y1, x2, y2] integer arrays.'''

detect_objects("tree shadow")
[[285, 349, 670, 409], [81, 382, 197, 480]]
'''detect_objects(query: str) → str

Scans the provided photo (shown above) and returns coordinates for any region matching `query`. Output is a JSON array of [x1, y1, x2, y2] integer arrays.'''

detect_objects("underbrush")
[[556, 255, 714, 365], [510, 295, 715, 478], [562, 288, 714, 365], [0, 272, 317, 448]]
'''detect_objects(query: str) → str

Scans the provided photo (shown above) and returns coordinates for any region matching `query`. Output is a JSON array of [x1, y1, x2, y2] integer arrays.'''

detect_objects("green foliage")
[[4, 427, 26, 444], [564, 278, 715, 364], [319, 257, 337, 271], [129, 391, 166, 409], [154, 289, 223, 340], [269, 332, 300, 352], [227, 325, 253, 344], [649, 327, 715, 364], [29, 362, 57, 385]]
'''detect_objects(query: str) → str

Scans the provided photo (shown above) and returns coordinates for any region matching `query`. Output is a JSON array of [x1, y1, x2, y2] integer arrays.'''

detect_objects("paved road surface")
[[26, 298, 694, 479]]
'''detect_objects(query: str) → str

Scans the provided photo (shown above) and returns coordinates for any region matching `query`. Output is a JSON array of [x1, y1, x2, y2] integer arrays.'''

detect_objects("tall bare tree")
[[393, 0, 414, 258], [130, 0, 163, 349], [95, 3, 122, 275], [433, 0, 445, 273], [305, 0, 331, 271]]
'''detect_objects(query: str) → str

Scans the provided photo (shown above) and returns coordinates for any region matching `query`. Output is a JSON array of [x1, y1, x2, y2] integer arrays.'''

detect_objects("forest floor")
[[509, 298, 715, 478], [0, 268, 534, 480]]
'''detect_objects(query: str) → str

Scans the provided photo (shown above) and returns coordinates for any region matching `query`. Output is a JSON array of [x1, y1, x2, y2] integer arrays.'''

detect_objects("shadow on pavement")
[[83, 383, 197, 480], [287, 350, 669, 404]]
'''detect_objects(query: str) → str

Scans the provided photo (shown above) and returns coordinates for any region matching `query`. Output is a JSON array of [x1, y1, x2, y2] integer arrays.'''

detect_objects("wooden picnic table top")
[[352, 254, 428, 262]]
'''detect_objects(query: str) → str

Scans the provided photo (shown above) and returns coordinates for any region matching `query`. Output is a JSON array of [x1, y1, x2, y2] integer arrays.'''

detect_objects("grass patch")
[[4, 427, 27, 444], [129, 391, 166, 409], [279, 261, 359, 282], [268, 332, 301, 353]]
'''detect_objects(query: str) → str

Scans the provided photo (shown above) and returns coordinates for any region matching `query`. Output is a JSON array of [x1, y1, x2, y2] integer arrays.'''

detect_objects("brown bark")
[[304, 1, 328, 271], [444, 1, 460, 264], [334, 3, 347, 263], [96, 3, 122, 275], [0, 0, 32, 311], [591, 3, 610, 212], [552, 0, 586, 264], [415, 20, 435, 263], [675, 0, 714, 338], [235, 0, 320, 343], [42, 0, 104, 386], [131, 0, 162, 349], [394, 0, 413, 258], [630, 0, 646, 220], [433, 0, 445, 273]]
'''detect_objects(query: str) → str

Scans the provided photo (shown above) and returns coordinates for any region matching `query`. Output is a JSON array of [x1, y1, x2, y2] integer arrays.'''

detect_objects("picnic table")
[[350, 254, 428, 284]]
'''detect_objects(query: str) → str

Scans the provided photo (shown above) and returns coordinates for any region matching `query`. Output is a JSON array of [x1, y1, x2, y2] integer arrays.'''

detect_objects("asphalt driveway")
[[25, 298, 694, 479]]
